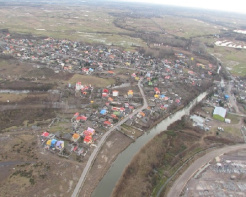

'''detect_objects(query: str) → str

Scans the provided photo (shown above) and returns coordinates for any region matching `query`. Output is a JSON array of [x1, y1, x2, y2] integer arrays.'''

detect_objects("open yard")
[[66, 74, 115, 87]]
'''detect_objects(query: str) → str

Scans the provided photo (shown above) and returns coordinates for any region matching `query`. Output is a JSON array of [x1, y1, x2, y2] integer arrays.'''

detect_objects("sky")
[[119, 0, 246, 14]]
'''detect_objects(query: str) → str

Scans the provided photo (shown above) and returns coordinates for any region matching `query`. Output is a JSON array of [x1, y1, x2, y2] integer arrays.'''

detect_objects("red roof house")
[[84, 135, 92, 144], [41, 132, 49, 137], [120, 107, 125, 112], [154, 87, 160, 94], [111, 114, 118, 119], [104, 121, 112, 126], [76, 116, 87, 121], [74, 112, 79, 117], [103, 89, 109, 93], [175, 99, 181, 104], [81, 116, 87, 121]]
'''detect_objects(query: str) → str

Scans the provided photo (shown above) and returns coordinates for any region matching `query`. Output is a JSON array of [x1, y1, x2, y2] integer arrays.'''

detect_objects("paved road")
[[167, 144, 246, 197], [71, 78, 148, 197]]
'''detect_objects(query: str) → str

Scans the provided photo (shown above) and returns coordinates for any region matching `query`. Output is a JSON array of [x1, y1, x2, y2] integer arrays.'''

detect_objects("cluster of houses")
[[41, 131, 65, 152], [40, 130, 89, 157], [72, 83, 138, 127], [38, 82, 142, 157], [137, 58, 216, 117], [232, 79, 246, 104], [0, 32, 217, 80], [0, 31, 222, 159], [0, 32, 145, 74]]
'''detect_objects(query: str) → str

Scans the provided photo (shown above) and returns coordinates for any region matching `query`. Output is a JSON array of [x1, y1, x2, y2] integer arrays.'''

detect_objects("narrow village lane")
[[71, 78, 148, 197]]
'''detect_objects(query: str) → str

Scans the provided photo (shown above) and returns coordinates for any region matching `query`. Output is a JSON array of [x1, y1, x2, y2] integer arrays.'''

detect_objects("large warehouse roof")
[[213, 107, 226, 118]]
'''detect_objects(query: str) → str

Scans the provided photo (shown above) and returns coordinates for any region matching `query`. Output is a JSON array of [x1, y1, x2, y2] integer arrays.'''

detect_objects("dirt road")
[[228, 81, 239, 113], [71, 78, 148, 197], [167, 144, 246, 197]]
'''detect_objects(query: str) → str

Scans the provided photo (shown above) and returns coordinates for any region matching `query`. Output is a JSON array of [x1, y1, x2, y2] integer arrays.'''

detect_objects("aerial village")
[[1, 31, 245, 160]]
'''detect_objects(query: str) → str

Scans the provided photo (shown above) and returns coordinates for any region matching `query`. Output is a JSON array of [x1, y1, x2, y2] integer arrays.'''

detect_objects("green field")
[[0, 5, 145, 48], [67, 74, 115, 87], [208, 46, 246, 76], [226, 113, 240, 124], [1, 1, 246, 76], [153, 16, 221, 38]]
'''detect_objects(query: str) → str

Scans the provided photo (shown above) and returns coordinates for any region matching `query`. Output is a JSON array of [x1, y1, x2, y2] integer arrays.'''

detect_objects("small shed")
[[225, 118, 231, 124]]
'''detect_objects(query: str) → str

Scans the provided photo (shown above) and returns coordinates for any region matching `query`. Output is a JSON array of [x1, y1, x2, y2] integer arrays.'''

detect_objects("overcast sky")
[[119, 0, 246, 14]]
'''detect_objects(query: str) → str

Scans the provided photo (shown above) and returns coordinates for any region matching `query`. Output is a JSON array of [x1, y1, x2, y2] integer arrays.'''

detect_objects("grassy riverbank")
[[112, 117, 236, 197]]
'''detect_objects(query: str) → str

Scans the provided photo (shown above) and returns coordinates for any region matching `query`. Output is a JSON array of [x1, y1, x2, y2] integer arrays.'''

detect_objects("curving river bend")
[[92, 91, 208, 197]]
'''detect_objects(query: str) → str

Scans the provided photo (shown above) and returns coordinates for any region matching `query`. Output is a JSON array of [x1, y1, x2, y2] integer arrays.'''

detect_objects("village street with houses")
[[0, 29, 218, 153], [1, 27, 246, 197], [0, 0, 246, 195], [71, 77, 148, 197], [0, 28, 220, 196]]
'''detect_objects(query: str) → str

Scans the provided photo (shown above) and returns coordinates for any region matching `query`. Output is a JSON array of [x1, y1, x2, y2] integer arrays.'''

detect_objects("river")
[[92, 91, 208, 197]]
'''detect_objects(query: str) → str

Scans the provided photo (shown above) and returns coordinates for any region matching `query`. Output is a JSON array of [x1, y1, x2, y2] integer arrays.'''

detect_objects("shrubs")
[[166, 130, 176, 137], [11, 169, 35, 185], [0, 108, 57, 131], [0, 81, 54, 91]]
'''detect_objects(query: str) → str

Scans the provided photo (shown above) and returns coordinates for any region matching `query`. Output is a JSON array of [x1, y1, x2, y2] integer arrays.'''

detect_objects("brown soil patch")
[[67, 74, 115, 88], [0, 108, 58, 131], [0, 81, 54, 91], [24, 67, 73, 81], [0, 57, 33, 76], [0, 130, 85, 197]]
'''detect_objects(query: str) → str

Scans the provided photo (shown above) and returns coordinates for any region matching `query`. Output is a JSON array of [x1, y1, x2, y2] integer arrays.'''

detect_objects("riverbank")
[[79, 131, 133, 197], [91, 91, 208, 197], [77, 107, 176, 196], [79, 93, 203, 196], [112, 118, 236, 197]]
